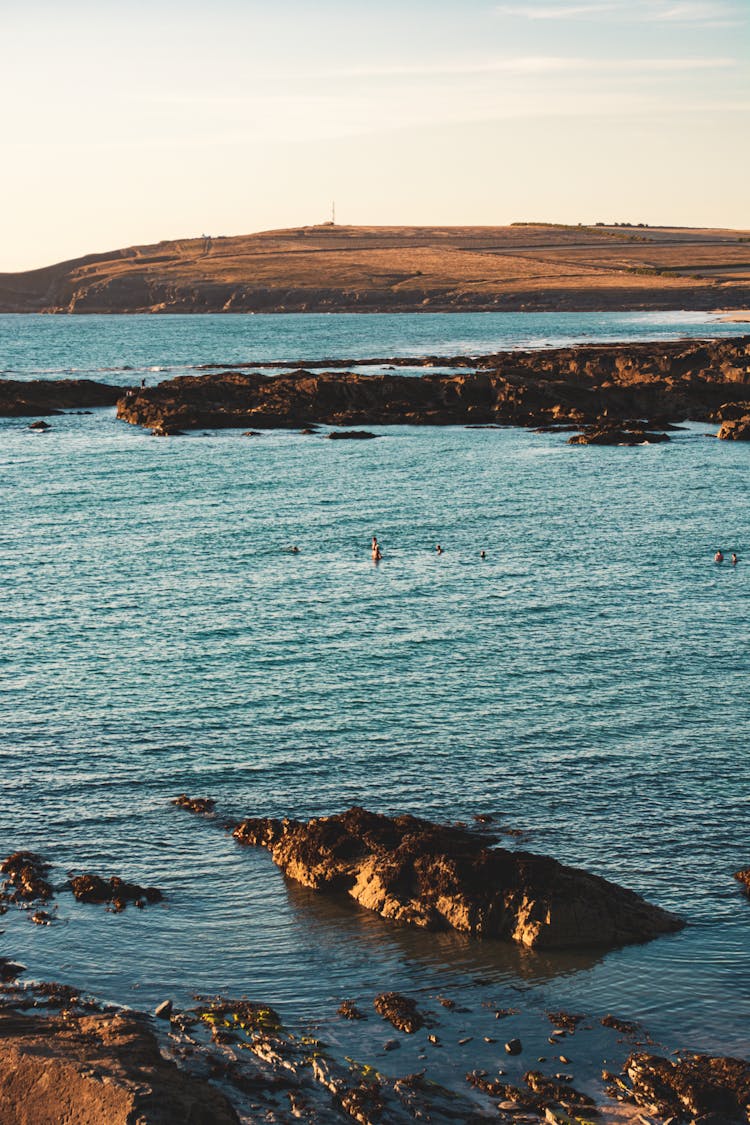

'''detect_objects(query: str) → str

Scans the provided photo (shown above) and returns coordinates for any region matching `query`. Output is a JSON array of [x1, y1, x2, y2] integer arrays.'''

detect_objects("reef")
[[114, 337, 750, 440], [232, 806, 684, 950]]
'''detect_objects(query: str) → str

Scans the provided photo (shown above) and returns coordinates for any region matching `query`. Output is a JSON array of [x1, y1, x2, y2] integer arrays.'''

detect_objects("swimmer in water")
[[714, 550, 724, 563], [732, 552, 738, 565], [480, 550, 486, 559], [435, 544, 443, 555], [371, 535, 382, 562], [289, 545, 300, 554]]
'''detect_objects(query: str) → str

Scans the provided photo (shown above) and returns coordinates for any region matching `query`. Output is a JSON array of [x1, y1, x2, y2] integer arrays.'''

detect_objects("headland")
[[2, 223, 749, 314]]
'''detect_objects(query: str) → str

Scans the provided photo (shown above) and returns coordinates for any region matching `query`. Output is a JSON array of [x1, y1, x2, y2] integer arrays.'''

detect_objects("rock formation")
[[114, 337, 750, 438], [232, 807, 684, 950], [0, 379, 120, 417]]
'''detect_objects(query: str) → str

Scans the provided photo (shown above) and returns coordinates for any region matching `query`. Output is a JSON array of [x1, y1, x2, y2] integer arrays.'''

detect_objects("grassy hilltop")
[[1, 222, 749, 313]]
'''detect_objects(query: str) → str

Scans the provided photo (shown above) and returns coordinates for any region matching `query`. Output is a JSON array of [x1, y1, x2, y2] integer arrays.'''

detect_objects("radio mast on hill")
[[331, 200, 336, 225]]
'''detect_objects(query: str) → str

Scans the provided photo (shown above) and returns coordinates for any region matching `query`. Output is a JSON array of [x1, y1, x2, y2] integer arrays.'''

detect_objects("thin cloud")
[[496, 0, 742, 23], [333, 55, 735, 80]]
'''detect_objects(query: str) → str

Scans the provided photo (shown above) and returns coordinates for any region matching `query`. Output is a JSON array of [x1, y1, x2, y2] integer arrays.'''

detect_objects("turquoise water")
[[1, 313, 749, 1086], [0, 309, 744, 384]]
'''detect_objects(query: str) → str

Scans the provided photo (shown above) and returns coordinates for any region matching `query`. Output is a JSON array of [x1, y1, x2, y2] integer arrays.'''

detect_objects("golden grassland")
[[2, 223, 749, 312]]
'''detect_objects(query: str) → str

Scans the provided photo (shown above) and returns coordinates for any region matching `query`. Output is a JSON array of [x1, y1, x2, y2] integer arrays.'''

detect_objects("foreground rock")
[[232, 807, 684, 950], [115, 337, 750, 435], [622, 1051, 750, 1122], [0, 379, 120, 417], [0, 1005, 239, 1125]]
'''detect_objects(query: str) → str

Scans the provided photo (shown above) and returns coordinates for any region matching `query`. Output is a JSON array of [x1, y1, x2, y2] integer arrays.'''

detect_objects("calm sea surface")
[[1, 312, 749, 1082]]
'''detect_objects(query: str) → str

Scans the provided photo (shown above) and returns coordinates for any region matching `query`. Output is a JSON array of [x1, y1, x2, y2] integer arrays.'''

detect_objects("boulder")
[[232, 807, 684, 950]]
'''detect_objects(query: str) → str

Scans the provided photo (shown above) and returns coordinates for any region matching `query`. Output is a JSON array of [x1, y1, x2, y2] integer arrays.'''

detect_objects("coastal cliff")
[[2, 223, 749, 314], [115, 336, 750, 433]]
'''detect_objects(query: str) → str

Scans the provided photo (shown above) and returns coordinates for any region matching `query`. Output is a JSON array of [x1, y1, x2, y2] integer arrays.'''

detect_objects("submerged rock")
[[68, 874, 162, 910], [734, 867, 750, 890], [232, 806, 684, 950], [568, 420, 670, 445], [624, 1051, 750, 1122], [0, 852, 53, 904], [373, 992, 423, 1034], [327, 430, 378, 439], [172, 794, 216, 815]]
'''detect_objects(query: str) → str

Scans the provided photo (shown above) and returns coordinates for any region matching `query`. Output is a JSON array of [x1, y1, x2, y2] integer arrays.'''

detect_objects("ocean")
[[2, 310, 749, 1102]]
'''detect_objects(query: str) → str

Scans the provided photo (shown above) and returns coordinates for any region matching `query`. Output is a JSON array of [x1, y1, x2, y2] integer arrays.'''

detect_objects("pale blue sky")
[[2, 0, 748, 269]]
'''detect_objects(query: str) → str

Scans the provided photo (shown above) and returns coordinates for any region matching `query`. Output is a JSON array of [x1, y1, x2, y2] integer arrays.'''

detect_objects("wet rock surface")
[[114, 337, 750, 436], [172, 794, 216, 815], [0, 378, 120, 417], [373, 993, 424, 1034], [232, 806, 684, 950], [68, 873, 163, 911], [734, 867, 750, 890], [0, 852, 53, 905], [567, 421, 671, 445], [621, 1051, 750, 1122]]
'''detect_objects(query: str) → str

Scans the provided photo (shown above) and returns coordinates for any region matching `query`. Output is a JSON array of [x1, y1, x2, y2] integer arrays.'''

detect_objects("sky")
[[1, 0, 748, 270]]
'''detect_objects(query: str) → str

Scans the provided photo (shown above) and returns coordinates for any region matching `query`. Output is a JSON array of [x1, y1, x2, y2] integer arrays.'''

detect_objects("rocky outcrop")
[[718, 416, 750, 440], [232, 807, 684, 950], [568, 421, 670, 445], [0, 379, 120, 417], [115, 337, 750, 435], [622, 1051, 750, 1122], [0, 1006, 239, 1125]]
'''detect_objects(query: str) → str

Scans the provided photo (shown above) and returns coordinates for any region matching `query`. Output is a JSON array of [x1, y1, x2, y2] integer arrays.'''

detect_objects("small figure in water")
[[371, 535, 382, 562], [732, 552, 738, 566], [288, 545, 300, 554], [480, 550, 486, 559], [435, 544, 443, 555], [714, 550, 724, 563]]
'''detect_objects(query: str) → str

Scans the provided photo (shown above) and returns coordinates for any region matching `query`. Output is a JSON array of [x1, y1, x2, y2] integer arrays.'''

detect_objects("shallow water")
[[2, 382, 750, 1070], [0, 308, 745, 385]]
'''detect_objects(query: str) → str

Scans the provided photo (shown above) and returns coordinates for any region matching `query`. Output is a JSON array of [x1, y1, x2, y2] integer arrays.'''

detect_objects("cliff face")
[[2, 223, 750, 313], [115, 337, 750, 433]]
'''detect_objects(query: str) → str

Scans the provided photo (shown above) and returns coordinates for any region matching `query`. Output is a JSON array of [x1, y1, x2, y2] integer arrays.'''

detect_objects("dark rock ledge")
[[113, 337, 750, 440], [232, 807, 684, 950]]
